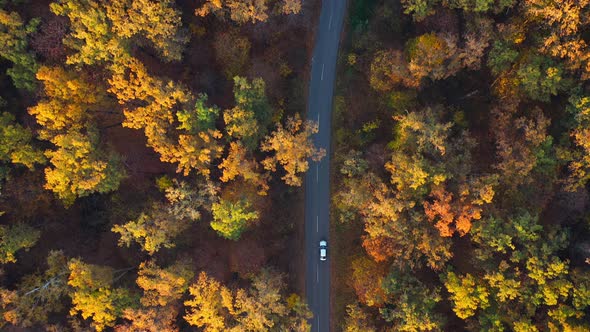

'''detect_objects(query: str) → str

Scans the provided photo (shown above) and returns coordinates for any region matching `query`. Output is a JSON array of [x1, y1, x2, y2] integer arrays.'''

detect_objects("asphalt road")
[[305, 1, 347, 331]]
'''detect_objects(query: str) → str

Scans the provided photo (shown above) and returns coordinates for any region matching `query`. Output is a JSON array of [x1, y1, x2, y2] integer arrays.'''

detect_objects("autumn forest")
[[0, 0, 589, 331]]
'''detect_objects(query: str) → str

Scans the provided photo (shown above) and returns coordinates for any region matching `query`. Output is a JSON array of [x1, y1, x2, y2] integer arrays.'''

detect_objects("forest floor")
[[330, 19, 365, 332]]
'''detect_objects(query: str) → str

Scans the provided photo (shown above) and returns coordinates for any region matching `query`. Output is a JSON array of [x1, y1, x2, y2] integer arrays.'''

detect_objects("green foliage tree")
[[224, 77, 272, 150], [0, 111, 45, 169], [401, 0, 516, 21], [210, 197, 258, 240], [177, 94, 220, 133], [0, 223, 40, 264], [487, 40, 519, 76], [400, 0, 439, 22], [516, 54, 569, 102], [0, 9, 39, 90], [340, 150, 369, 178], [444, 0, 516, 12], [381, 270, 444, 331]]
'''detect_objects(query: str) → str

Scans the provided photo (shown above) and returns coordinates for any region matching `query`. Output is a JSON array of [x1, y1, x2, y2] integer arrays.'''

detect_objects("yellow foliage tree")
[[29, 66, 108, 139], [112, 209, 189, 255], [165, 131, 224, 177], [105, 0, 188, 62], [261, 115, 325, 186], [443, 271, 490, 319], [67, 259, 134, 332], [525, 0, 590, 78], [219, 141, 269, 195], [52, 0, 187, 65], [116, 306, 179, 332], [113, 179, 213, 254], [196, 0, 302, 23], [136, 260, 193, 307], [184, 272, 231, 331], [50, 0, 127, 66], [184, 270, 311, 331], [109, 58, 222, 176], [44, 129, 124, 206], [224, 106, 259, 145]]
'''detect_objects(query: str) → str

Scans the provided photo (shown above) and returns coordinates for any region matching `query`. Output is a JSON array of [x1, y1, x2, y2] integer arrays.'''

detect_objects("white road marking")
[[328, 13, 333, 30], [316, 265, 319, 283], [316, 164, 319, 183], [317, 317, 320, 332], [317, 113, 320, 124], [317, 215, 319, 232], [321, 63, 324, 80]]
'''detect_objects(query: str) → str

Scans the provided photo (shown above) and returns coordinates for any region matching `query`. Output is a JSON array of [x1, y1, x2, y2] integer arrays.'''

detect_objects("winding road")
[[305, 0, 347, 331]]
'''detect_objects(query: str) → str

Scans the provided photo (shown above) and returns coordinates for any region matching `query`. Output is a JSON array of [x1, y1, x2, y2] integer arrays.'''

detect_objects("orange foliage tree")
[[337, 107, 496, 269], [524, 0, 590, 79], [350, 257, 387, 307]]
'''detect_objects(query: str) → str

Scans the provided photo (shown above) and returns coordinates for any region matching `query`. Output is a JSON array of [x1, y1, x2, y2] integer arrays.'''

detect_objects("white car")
[[319, 240, 327, 261]]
